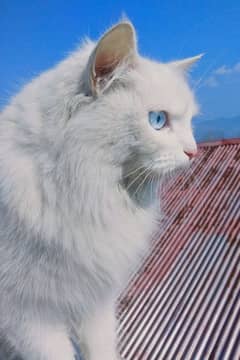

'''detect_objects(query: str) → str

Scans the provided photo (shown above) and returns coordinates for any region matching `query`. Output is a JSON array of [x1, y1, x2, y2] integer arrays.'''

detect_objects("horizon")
[[1, 1, 240, 140]]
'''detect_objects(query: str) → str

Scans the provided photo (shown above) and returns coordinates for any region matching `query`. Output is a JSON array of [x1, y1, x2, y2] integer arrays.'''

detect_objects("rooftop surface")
[[118, 139, 240, 360]]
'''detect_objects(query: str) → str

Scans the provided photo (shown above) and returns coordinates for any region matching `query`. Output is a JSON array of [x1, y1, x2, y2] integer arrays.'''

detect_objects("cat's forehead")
[[132, 58, 198, 117]]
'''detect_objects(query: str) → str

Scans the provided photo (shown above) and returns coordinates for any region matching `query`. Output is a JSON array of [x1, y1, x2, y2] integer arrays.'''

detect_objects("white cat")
[[0, 21, 201, 360]]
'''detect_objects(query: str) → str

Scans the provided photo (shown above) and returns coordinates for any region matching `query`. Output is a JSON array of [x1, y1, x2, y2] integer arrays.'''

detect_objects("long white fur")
[[0, 21, 200, 359]]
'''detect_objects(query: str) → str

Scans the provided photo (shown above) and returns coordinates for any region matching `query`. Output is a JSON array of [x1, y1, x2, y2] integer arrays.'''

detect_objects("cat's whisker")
[[152, 175, 160, 203], [192, 61, 215, 91], [150, 174, 155, 204], [151, 186, 164, 226], [131, 166, 153, 200], [122, 164, 147, 180], [125, 165, 151, 192]]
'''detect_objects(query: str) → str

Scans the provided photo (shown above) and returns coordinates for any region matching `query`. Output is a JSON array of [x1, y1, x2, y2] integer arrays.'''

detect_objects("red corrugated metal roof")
[[118, 140, 240, 360], [198, 138, 240, 147]]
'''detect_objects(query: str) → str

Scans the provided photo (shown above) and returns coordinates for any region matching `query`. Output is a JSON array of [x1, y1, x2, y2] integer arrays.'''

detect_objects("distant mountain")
[[194, 115, 240, 143]]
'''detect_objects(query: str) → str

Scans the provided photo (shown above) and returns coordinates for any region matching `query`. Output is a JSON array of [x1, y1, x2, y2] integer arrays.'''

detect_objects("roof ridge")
[[198, 138, 240, 147]]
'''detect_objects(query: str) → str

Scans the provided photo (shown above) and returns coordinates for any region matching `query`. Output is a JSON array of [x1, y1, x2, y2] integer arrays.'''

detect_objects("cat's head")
[[68, 21, 201, 199], [24, 21, 201, 208]]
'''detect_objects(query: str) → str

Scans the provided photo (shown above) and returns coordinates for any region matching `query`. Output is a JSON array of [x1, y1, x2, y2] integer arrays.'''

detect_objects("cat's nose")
[[184, 149, 198, 159]]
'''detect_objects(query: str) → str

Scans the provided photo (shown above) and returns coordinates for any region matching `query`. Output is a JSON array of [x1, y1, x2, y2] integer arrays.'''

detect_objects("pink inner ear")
[[95, 53, 120, 77]]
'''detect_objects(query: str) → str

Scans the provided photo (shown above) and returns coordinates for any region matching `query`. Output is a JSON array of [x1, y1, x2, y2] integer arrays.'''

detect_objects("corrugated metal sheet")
[[118, 140, 240, 360]]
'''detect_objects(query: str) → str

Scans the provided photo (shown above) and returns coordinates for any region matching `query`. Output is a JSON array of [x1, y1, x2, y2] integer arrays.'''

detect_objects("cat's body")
[[0, 22, 200, 359]]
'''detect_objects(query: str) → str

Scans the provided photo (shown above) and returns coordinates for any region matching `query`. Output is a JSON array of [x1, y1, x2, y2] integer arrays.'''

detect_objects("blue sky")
[[0, 0, 240, 139]]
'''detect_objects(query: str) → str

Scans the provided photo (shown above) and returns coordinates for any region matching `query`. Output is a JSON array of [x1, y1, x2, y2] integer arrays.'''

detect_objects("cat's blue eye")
[[148, 111, 168, 130]]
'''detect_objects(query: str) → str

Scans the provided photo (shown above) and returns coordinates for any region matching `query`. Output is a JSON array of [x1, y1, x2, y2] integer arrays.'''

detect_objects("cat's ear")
[[170, 54, 204, 71], [86, 22, 137, 96]]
